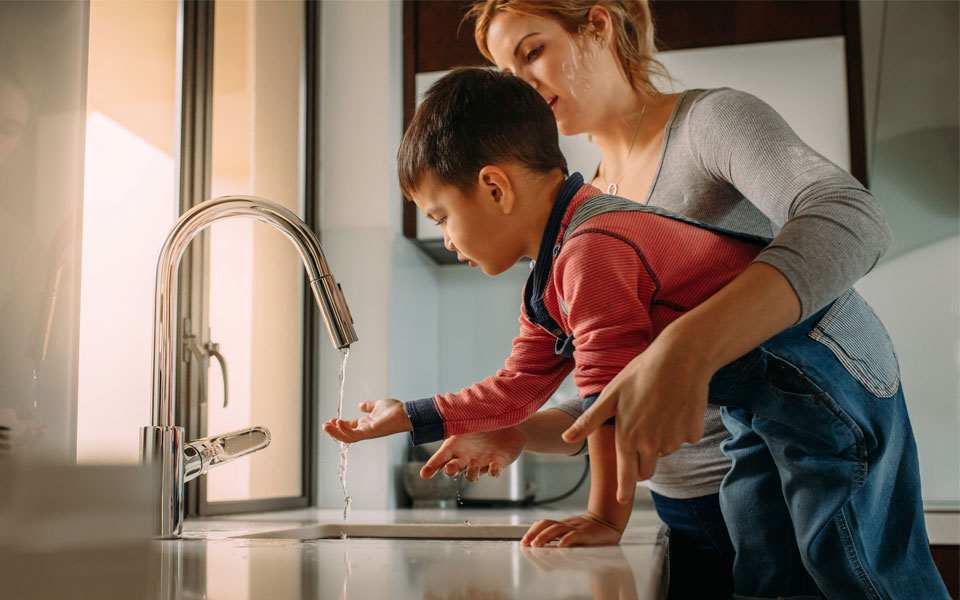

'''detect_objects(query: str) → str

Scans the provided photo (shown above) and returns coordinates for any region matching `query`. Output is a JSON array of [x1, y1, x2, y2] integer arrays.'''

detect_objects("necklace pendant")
[[607, 183, 617, 195]]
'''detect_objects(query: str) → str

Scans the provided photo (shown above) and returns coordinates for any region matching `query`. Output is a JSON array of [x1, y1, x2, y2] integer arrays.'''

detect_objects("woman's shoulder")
[[684, 87, 777, 125], [681, 87, 774, 122], [675, 87, 788, 144]]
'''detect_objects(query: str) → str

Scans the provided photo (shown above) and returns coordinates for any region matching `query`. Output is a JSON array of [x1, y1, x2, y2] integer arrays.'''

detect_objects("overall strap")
[[562, 194, 773, 247]]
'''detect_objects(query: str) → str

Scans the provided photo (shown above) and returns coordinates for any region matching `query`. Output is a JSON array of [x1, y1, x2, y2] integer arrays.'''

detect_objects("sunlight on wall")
[[76, 110, 175, 463], [75, 0, 178, 464]]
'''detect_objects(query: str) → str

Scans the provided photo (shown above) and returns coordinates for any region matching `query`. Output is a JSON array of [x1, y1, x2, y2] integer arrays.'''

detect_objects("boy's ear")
[[477, 165, 516, 215]]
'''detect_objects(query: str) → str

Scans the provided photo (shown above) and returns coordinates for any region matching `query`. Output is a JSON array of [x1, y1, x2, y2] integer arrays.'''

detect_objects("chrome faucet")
[[140, 195, 358, 538]]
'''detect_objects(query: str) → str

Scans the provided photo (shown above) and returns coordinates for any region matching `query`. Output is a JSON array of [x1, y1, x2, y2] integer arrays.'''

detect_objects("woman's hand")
[[521, 512, 623, 547], [322, 398, 412, 442], [562, 263, 801, 504], [421, 427, 529, 481], [563, 330, 710, 503]]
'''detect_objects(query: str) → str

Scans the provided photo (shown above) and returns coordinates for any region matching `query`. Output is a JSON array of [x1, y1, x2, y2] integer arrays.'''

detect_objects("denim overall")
[[530, 191, 948, 600]]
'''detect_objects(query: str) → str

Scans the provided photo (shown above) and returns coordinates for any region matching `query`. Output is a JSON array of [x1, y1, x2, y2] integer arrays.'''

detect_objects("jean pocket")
[[750, 352, 866, 458], [807, 289, 901, 398]]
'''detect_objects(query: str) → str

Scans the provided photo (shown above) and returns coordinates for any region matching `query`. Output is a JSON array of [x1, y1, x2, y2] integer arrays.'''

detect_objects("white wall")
[[317, 0, 439, 509], [856, 236, 959, 506]]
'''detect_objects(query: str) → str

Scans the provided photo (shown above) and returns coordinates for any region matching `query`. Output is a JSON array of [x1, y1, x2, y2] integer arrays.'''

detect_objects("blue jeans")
[[651, 491, 735, 599], [708, 298, 949, 599]]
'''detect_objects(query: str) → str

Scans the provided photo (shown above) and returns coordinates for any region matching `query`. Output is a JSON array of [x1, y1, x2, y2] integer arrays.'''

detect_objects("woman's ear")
[[585, 5, 614, 45], [477, 165, 516, 215]]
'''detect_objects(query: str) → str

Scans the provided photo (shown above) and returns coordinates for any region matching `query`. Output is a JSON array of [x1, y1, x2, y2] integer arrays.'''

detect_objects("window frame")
[[176, 0, 321, 518]]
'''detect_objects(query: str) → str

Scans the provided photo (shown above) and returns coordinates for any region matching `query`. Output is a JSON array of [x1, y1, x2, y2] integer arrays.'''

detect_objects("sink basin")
[[240, 522, 530, 541]]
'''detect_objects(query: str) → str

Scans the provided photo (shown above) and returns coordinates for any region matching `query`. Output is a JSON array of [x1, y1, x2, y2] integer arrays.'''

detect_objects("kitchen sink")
[[239, 522, 530, 540]]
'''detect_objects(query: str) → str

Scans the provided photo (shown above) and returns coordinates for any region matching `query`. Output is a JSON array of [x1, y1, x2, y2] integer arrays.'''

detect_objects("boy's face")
[[411, 174, 521, 276]]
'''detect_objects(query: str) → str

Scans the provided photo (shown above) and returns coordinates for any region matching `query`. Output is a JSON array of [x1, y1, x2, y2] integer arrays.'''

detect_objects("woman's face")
[[486, 11, 611, 136]]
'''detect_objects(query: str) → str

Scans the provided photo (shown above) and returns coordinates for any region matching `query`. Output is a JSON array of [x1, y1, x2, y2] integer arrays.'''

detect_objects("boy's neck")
[[523, 171, 569, 260]]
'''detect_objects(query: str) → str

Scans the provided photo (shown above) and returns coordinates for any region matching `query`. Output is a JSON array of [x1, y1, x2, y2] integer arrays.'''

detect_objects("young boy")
[[323, 68, 948, 599]]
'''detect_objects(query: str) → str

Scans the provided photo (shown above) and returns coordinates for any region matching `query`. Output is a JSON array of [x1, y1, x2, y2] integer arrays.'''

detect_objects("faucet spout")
[[151, 195, 357, 428], [141, 195, 358, 538]]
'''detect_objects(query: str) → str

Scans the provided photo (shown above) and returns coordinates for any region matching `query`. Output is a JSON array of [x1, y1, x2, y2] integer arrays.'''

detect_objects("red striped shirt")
[[435, 184, 762, 437]]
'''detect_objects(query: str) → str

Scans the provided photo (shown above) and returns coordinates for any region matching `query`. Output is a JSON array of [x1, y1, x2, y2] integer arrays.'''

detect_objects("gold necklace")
[[601, 103, 647, 196]]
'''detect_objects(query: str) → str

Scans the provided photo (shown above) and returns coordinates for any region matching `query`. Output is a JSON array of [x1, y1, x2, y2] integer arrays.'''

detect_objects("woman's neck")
[[590, 89, 667, 188]]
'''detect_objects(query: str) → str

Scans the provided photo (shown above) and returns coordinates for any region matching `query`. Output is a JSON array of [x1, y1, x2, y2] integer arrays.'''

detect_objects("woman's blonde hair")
[[467, 0, 670, 99]]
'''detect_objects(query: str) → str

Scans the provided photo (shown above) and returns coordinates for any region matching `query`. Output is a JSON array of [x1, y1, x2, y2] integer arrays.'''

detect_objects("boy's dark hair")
[[398, 67, 568, 197]]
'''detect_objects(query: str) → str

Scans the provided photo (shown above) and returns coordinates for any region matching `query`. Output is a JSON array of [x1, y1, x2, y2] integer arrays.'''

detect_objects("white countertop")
[[0, 463, 667, 600], [4, 461, 952, 600], [166, 507, 668, 600]]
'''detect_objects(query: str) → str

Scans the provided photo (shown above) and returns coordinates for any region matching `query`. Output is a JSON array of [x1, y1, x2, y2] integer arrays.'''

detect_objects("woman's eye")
[[434, 217, 446, 226], [525, 45, 543, 62]]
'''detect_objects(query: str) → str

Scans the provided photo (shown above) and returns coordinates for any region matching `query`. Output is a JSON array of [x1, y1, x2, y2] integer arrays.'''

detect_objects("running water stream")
[[336, 347, 352, 521]]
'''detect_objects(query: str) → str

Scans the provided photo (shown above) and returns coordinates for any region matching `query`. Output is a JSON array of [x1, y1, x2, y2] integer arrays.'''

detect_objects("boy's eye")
[[525, 45, 543, 62], [434, 217, 446, 226]]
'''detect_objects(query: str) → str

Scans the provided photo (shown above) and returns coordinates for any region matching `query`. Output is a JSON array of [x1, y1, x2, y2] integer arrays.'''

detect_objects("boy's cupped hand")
[[420, 427, 529, 481], [322, 398, 412, 443]]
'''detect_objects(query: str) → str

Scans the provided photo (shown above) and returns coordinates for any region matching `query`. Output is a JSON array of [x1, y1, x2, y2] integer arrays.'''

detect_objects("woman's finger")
[[615, 431, 640, 504], [562, 392, 616, 443]]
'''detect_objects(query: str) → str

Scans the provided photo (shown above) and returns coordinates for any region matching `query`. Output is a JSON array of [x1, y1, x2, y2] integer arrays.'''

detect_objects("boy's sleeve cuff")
[[404, 397, 445, 445], [582, 393, 615, 426]]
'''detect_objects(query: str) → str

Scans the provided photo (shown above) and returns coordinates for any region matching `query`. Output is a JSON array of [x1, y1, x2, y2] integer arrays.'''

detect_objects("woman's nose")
[[443, 232, 456, 251]]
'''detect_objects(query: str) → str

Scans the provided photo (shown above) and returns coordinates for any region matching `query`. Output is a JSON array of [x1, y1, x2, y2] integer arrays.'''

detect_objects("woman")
[[427, 1, 902, 597]]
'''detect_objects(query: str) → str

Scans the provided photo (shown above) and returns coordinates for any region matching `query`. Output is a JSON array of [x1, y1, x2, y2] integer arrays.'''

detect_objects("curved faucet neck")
[[150, 195, 356, 427]]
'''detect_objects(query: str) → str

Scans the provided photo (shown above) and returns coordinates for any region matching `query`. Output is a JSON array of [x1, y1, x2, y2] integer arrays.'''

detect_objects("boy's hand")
[[562, 333, 709, 504], [322, 398, 412, 442], [420, 427, 529, 481], [521, 512, 623, 547]]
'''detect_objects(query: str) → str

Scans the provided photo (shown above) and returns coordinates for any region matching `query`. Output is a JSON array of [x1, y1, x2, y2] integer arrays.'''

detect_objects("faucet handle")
[[183, 426, 271, 483], [204, 342, 229, 408]]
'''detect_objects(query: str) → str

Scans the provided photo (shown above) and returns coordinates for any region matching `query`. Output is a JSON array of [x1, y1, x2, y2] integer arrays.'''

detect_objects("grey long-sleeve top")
[[551, 88, 891, 499]]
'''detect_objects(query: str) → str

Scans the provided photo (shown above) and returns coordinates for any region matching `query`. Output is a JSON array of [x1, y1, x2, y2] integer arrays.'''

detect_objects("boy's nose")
[[443, 233, 456, 252]]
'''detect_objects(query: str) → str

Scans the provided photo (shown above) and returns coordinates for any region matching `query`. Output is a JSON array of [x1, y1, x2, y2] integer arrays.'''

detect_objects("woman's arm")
[[563, 261, 799, 501], [564, 90, 883, 501], [686, 88, 891, 320]]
